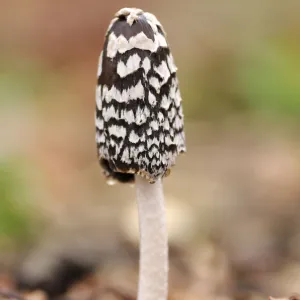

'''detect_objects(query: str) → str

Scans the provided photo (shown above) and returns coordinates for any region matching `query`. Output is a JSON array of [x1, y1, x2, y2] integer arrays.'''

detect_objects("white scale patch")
[[165, 135, 173, 146], [105, 81, 144, 103], [103, 105, 118, 121], [150, 120, 159, 131], [122, 110, 135, 124], [168, 107, 177, 121], [175, 89, 182, 107], [130, 147, 139, 159], [147, 137, 159, 148], [136, 106, 150, 125], [149, 147, 157, 158], [116, 8, 143, 26], [108, 125, 126, 138], [169, 81, 177, 99], [131, 80, 145, 100], [102, 108, 139, 124], [158, 112, 164, 124], [161, 95, 171, 110], [151, 159, 157, 167], [148, 91, 156, 106], [116, 8, 143, 17], [174, 116, 182, 130], [117, 53, 141, 78], [97, 52, 104, 76], [159, 133, 164, 142], [154, 61, 170, 84], [147, 128, 152, 135], [142, 57, 151, 74], [95, 117, 104, 130], [96, 131, 105, 143], [167, 54, 177, 74], [129, 130, 140, 143], [121, 148, 131, 164], [164, 119, 170, 131], [175, 133, 184, 146], [96, 85, 102, 110], [107, 31, 168, 58], [149, 77, 160, 93], [102, 85, 108, 95]]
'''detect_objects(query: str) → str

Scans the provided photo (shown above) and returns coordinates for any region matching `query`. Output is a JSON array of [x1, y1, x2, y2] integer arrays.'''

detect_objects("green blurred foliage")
[[0, 160, 36, 248], [236, 39, 300, 117], [0, 58, 61, 107], [181, 57, 248, 121]]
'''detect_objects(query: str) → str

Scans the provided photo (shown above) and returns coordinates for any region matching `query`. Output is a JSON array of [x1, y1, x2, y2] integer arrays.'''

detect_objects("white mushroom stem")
[[135, 175, 168, 300]]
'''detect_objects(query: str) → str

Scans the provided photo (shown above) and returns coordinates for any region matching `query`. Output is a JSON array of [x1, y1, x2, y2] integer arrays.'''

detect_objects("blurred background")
[[1, 0, 300, 299]]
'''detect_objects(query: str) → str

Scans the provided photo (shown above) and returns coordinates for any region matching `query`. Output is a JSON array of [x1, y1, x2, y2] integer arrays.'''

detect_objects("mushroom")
[[95, 8, 186, 300]]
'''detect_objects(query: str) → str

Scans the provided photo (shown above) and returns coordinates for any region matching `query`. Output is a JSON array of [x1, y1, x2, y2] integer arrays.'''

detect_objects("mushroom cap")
[[95, 8, 186, 183]]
